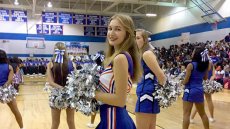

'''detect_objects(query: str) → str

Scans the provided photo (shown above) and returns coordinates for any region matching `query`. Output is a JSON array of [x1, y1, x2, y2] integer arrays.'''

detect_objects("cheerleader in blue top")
[[190, 60, 216, 123], [95, 14, 142, 129], [182, 47, 210, 129], [135, 29, 166, 129], [46, 42, 76, 129], [0, 49, 24, 129]]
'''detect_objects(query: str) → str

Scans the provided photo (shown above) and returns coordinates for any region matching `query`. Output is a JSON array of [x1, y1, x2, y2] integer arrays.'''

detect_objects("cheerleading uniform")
[[96, 52, 136, 129], [49, 60, 74, 109], [135, 57, 160, 114], [183, 62, 206, 103], [0, 63, 9, 86]]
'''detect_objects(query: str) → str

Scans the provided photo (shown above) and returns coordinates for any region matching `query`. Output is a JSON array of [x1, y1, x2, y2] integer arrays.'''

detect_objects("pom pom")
[[153, 81, 182, 108], [44, 52, 104, 114], [0, 85, 18, 103], [66, 63, 102, 115], [203, 80, 223, 94], [44, 83, 72, 109]]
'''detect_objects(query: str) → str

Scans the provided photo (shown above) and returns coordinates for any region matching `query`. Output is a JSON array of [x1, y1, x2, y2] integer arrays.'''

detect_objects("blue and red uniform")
[[96, 52, 135, 129]]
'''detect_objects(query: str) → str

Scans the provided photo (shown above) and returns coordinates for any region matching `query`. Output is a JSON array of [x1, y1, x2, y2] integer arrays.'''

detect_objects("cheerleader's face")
[[136, 31, 144, 49], [107, 19, 126, 49]]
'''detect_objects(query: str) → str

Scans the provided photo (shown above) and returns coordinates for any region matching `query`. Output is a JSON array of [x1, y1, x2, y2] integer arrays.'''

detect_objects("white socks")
[[190, 119, 195, 124], [209, 117, 215, 123]]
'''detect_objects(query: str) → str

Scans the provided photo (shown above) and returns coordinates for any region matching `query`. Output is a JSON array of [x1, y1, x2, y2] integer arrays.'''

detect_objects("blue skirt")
[[135, 93, 160, 114], [183, 87, 204, 103], [96, 104, 136, 129]]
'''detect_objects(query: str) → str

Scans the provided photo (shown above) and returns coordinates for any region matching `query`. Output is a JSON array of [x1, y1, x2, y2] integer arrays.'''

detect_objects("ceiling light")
[[47, 1, 52, 8], [14, 0, 19, 5], [146, 13, 157, 17]]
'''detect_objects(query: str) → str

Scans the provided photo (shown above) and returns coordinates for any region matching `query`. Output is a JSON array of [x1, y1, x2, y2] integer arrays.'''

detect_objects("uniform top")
[[0, 63, 9, 86], [98, 52, 133, 94], [136, 56, 158, 95], [185, 62, 206, 88]]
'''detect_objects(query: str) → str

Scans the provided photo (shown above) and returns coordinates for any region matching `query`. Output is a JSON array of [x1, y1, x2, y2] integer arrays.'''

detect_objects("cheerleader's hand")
[[55, 85, 64, 89], [95, 91, 99, 98], [2, 84, 7, 88], [210, 76, 215, 81], [3, 83, 10, 88], [158, 84, 164, 87], [179, 80, 184, 87]]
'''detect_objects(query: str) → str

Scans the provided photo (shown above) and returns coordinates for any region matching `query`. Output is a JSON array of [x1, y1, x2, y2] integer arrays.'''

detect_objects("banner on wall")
[[65, 42, 89, 55], [51, 25, 63, 35], [84, 26, 96, 36], [0, 9, 9, 21], [97, 27, 107, 37], [11, 10, 27, 22], [42, 12, 57, 23], [100, 16, 110, 26], [73, 14, 86, 25], [59, 12, 72, 24], [36, 24, 50, 34], [87, 15, 100, 25]]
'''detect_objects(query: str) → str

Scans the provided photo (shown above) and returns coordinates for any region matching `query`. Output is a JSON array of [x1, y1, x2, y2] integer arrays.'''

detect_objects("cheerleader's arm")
[[210, 65, 216, 81], [143, 50, 166, 86], [182, 63, 192, 85]]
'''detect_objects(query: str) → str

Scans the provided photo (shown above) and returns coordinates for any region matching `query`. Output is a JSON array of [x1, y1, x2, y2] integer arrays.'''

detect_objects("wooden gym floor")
[[0, 76, 229, 129]]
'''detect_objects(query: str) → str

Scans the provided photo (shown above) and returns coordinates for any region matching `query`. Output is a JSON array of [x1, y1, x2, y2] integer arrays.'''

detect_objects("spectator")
[[224, 33, 230, 43]]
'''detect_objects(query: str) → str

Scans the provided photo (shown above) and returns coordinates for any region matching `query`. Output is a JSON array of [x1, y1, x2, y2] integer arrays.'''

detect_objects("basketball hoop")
[[26, 37, 45, 49]]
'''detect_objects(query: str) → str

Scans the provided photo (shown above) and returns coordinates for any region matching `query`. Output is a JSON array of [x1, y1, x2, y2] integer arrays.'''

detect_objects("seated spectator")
[[224, 33, 230, 43], [215, 66, 225, 85]]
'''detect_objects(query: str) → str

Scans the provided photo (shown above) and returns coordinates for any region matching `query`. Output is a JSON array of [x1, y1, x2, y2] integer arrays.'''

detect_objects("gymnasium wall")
[[141, 0, 230, 48], [0, 17, 106, 58]]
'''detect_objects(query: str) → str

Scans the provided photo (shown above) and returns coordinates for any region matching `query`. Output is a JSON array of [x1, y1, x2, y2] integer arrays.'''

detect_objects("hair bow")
[[200, 49, 209, 62], [148, 37, 151, 42], [94, 52, 105, 62], [54, 49, 65, 63]]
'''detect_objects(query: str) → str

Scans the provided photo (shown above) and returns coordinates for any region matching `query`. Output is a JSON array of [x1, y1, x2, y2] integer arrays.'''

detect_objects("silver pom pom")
[[153, 81, 182, 108], [66, 63, 101, 115], [0, 85, 18, 103], [44, 83, 73, 109], [44, 53, 104, 113], [203, 80, 223, 94], [66, 52, 104, 115]]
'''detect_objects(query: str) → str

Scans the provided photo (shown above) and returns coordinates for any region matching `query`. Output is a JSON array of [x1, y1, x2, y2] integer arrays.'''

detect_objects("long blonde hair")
[[52, 42, 69, 86], [135, 29, 153, 55], [104, 14, 142, 83]]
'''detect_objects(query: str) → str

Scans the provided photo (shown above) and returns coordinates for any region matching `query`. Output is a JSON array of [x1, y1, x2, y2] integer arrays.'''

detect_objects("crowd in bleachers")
[[21, 58, 49, 75], [10, 40, 230, 89], [154, 40, 230, 88]]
